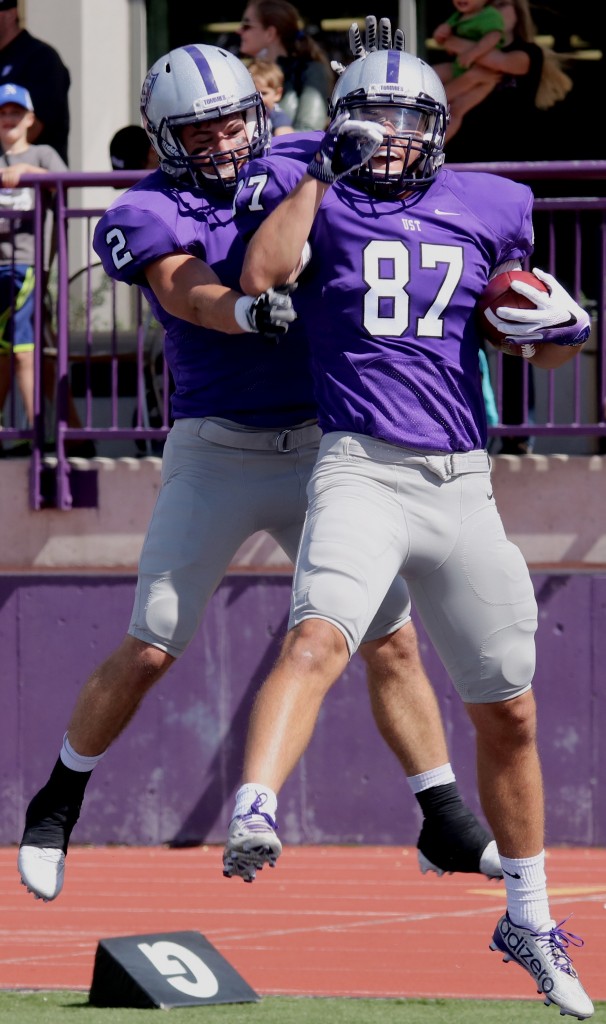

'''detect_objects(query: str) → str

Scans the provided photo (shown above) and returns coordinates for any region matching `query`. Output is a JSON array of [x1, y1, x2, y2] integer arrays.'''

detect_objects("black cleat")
[[416, 782, 503, 879]]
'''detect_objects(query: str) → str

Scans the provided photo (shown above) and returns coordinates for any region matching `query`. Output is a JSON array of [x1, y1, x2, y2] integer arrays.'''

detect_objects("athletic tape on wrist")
[[234, 295, 255, 332]]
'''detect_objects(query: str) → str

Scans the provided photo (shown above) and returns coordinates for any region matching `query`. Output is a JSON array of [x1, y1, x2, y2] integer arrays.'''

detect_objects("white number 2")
[[362, 241, 463, 338], [105, 227, 133, 270]]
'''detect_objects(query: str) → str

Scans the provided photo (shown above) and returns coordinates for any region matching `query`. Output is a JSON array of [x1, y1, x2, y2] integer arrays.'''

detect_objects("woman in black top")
[[436, 0, 571, 156]]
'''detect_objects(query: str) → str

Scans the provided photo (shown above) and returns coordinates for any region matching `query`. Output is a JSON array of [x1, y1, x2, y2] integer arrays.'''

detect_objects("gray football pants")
[[128, 418, 411, 657], [290, 432, 538, 704]]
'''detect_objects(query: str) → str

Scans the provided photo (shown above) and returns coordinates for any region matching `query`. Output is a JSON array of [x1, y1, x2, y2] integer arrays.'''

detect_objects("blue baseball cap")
[[0, 83, 34, 111]]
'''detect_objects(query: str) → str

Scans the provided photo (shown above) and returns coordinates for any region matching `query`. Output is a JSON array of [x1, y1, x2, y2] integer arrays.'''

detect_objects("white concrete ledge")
[[2, 455, 605, 571]]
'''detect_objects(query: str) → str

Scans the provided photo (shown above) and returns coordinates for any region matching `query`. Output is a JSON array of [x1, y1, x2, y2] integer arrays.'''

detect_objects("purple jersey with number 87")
[[236, 153, 534, 452]]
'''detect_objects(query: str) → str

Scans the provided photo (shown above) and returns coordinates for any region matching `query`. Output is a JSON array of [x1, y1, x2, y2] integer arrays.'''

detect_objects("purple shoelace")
[[241, 792, 278, 832], [535, 916, 584, 976]]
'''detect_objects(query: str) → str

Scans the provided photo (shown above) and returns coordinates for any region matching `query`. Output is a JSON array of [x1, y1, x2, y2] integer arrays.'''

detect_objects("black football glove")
[[236, 285, 297, 338], [348, 15, 405, 59], [306, 111, 383, 186]]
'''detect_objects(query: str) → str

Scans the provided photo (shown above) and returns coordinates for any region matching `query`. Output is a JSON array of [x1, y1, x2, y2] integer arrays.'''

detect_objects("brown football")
[[476, 269, 549, 355]]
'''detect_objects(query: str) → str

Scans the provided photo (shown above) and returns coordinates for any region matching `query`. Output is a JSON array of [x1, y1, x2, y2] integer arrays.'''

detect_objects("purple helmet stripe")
[[183, 44, 219, 94], [386, 50, 399, 84]]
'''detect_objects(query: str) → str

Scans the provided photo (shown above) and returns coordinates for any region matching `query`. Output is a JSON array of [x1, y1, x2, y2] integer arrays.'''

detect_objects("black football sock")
[[416, 781, 493, 873], [20, 757, 92, 853]]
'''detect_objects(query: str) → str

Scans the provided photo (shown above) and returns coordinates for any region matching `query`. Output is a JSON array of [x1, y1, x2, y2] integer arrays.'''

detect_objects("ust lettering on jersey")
[[234, 157, 535, 452], [305, 168, 534, 452]]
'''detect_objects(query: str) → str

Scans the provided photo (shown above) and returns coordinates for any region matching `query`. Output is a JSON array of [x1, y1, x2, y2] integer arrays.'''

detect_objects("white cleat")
[[18, 846, 65, 902], [222, 810, 282, 883], [490, 913, 594, 1020], [479, 839, 502, 879]]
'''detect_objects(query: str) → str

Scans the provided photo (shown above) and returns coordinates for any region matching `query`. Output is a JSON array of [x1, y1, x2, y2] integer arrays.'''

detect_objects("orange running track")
[[0, 845, 604, 1001]]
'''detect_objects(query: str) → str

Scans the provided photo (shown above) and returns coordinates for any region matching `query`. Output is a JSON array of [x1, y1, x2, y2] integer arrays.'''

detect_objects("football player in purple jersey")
[[17, 41, 503, 908], [226, 18, 593, 1019]]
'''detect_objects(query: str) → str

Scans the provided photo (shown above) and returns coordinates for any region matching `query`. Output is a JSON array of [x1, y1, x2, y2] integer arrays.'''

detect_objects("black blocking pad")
[[89, 930, 260, 1008]]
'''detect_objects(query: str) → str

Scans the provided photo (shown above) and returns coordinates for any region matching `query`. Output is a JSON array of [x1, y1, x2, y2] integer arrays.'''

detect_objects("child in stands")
[[248, 58, 294, 136], [0, 83, 66, 431]]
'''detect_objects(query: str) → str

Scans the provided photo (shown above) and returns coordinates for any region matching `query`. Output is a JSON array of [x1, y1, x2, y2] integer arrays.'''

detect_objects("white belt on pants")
[[393, 450, 490, 481], [334, 433, 490, 480], [423, 451, 491, 480], [197, 419, 322, 453]]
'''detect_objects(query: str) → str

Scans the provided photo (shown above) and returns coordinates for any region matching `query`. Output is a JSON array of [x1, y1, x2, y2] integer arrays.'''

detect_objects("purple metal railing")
[[0, 208, 36, 443], [4, 165, 606, 509]]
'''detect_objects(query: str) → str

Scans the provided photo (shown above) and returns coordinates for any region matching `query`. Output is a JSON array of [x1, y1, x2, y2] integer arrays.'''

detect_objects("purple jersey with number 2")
[[236, 152, 534, 451], [92, 167, 315, 426]]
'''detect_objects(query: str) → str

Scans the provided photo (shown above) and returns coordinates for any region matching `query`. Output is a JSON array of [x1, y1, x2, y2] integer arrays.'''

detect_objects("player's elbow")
[[240, 264, 271, 296]]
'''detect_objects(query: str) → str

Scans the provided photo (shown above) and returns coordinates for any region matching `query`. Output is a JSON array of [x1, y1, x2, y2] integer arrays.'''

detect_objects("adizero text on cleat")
[[490, 912, 594, 1019]]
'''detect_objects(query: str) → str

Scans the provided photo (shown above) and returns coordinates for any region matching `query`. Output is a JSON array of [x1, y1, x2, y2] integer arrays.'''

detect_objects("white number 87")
[[363, 240, 463, 338]]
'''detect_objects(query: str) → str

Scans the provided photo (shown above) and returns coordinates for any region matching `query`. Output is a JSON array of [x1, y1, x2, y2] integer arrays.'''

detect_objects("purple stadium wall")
[[2, 571, 605, 849]]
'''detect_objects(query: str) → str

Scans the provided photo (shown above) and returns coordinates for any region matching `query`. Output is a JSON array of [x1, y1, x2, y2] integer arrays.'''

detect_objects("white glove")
[[306, 111, 383, 186], [494, 267, 591, 347]]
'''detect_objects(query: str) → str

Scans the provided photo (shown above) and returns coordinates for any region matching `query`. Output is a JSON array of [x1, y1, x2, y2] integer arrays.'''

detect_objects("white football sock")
[[407, 763, 456, 794], [500, 850, 550, 929], [59, 732, 106, 772], [233, 783, 277, 820]]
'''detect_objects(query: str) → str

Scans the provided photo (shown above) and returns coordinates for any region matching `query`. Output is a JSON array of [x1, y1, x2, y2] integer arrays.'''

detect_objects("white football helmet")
[[140, 44, 269, 191], [329, 47, 448, 196]]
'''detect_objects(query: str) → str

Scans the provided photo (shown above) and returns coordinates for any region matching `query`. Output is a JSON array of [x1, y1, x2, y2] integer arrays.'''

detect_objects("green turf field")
[[1, 993, 604, 1023]]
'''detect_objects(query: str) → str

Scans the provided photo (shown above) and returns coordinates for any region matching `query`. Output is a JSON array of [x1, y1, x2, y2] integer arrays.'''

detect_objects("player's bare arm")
[[241, 114, 382, 295], [240, 175, 326, 295], [146, 253, 296, 338], [145, 253, 245, 334]]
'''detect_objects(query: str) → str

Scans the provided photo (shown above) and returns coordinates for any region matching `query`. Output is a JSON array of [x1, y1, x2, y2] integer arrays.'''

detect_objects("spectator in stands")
[[432, 0, 506, 141], [0, 83, 66, 435], [238, 0, 333, 130], [438, 0, 573, 155], [109, 125, 159, 172], [439, 0, 574, 454], [0, 0, 70, 164], [247, 58, 294, 135]]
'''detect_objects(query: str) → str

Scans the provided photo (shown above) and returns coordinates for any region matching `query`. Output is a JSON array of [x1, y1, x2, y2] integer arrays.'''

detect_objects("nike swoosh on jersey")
[[434, 209, 462, 216]]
